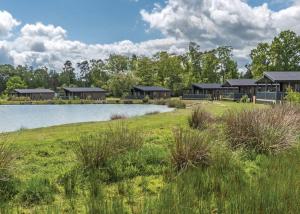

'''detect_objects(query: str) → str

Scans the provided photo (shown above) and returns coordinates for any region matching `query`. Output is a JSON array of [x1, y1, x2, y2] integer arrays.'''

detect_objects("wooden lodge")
[[130, 86, 171, 99], [63, 87, 106, 100], [11, 89, 55, 100], [183, 83, 236, 100], [256, 72, 300, 102], [222, 79, 257, 101]]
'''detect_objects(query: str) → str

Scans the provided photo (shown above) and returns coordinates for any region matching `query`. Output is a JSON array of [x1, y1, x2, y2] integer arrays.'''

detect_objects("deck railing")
[[222, 93, 246, 101], [256, 92, 286, 101], [182, 94, 212, 100]]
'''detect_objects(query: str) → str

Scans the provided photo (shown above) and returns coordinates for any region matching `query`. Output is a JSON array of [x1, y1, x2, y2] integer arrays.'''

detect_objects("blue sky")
[[0, 0, 299, 69], [0, 0, 166, 43], [0, 0, 292, 44]]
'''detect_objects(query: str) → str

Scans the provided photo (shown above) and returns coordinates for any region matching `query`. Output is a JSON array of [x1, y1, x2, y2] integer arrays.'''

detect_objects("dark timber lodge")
[[130, 86, 171, 99], [63, 87, 106, 100], [183, 71, 300, 103], [256, 72, 300, 103], [183, 83, 237, 100], [11, 89, 55, 100]]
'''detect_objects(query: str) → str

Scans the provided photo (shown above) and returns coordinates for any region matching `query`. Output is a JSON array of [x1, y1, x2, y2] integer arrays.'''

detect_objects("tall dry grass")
[[188, 107, 214, 130], [223, 105, 300, 154], [73, 123, 143, 170], [171, 128, 211, 171]]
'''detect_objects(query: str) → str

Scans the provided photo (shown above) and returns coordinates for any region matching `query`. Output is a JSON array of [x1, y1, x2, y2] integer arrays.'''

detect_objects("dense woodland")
[[0, 30, 299, 97]]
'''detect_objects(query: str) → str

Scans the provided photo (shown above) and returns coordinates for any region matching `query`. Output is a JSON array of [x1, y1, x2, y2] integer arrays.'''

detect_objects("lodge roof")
[[223, 79, 257, 87], [133, 86, 171, 92], [14, 89, 55, 94], [257, 72, 300, 83]]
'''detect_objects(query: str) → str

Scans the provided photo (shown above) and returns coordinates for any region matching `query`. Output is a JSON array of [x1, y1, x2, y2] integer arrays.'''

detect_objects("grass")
[[1, 101, 299, 212], [223, 105, 300, 154]]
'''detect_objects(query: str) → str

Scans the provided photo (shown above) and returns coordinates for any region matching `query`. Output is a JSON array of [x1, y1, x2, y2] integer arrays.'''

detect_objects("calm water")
[[0, 104, 173, 133]]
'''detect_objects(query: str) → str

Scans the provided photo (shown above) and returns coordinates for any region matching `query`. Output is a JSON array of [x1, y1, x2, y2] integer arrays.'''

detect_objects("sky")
[[0, 0, 300, 70]]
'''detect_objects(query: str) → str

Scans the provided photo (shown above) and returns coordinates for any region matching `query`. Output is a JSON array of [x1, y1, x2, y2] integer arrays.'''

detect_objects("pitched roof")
[[63, 87, 105, 92], [192, 83, 222, 89], [133, 86, 171, 92], [261, 72, 300, 82], [14, 89, 54, 94], [223, 79, 257, 87]]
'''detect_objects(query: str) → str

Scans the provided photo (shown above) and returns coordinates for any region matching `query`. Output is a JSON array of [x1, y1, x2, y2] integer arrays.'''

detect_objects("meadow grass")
[[2, 101, 299, 213]]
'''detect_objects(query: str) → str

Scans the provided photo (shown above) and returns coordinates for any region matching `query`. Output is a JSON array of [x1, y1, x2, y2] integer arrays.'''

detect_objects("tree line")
[[0, 30, 299, 97]]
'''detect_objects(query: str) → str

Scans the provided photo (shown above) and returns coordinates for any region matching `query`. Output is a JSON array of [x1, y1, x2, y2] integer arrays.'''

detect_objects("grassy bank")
[[1, 101, 299, 213]]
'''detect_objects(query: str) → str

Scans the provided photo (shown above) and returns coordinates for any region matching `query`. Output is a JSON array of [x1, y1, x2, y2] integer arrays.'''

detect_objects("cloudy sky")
[[0, 0, 300, 70]]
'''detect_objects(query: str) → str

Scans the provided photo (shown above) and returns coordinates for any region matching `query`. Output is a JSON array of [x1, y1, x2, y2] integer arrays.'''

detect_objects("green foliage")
[[285, 87, 300, 103], [5, 76, 27, 94], [20, 177, 56, 206], [250, 30, 300, 78], [240, 95, 250, 103], [223, 105, 300, 154], [188, 107, 214, 130]]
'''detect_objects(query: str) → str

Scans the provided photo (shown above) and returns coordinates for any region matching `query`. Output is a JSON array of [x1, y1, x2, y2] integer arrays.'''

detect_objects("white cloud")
[[1, 21, 186, 70], [0, 10, 20, 38], [141, 0, 300, 65], [1, 0, 300, 70]]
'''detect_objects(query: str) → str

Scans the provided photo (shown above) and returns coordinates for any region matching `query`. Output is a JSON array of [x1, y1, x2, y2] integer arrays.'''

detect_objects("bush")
[[73, 123, 143, 170], [285, 87, 300, 103], [143, 95, 150, 104], [20, 177, 56, 206], [240, 95, 250, 103], [223, 105, 300, 154], [188, 107, 213, 130], [167, 100, 186, 109], [110, 114, 127, 120], [171, 128, 211, 171]]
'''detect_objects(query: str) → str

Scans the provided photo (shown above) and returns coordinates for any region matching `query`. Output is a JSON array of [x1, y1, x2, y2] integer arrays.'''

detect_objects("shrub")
[[73, 123, 143, 170], [110, 114, 127, 120], [171, 128, 211, 171], [20, 177, 56, 206], [188, 107, 213, 130], [167, 100, 186, 109], [143, 95, 150, 104], [223, 105, 300, 154], [240, 95, 250, 103], [285, 87, 300, 103]]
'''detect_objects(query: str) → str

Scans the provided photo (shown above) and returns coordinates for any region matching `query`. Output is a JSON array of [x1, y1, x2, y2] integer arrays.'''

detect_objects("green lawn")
[[2, 101, 299, 213]]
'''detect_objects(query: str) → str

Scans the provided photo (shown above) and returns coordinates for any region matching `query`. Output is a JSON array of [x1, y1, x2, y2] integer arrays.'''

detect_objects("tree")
[[89, 59, 109, 88], [5, 76, 27, 94], [107, 73, 138, 97], [270, 30, 300, 71], [59, 60, 76, 86], [188, 42, 203, 81], [106, 54, 129, 74], [201, 51, 220, 83], [250, 30, 300, 78], [217, 46, 238, 82], [135, 56, 156, 86], [0, 64, 15, 93], [77, 60, 90, 86], [31, 67, 50, 88]]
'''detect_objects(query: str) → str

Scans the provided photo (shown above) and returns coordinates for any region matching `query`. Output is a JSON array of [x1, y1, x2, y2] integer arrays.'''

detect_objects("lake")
[[0, 104, 174, 133]]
